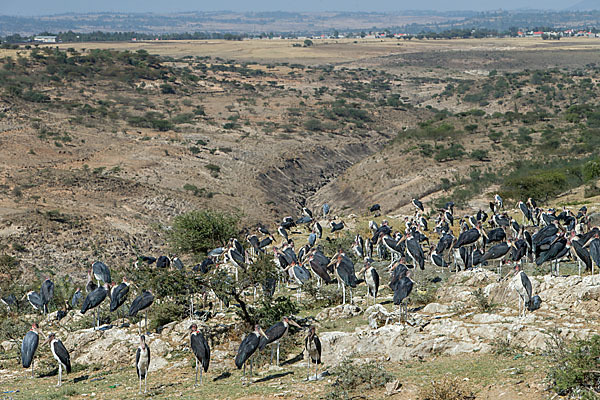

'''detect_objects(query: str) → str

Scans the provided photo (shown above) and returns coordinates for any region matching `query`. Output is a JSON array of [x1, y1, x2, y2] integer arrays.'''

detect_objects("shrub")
[[471, 288, 497, 313], [470, 149, 488, 161], [419, 377, 474, 400], [434, 144, 465, 162], [547, 332, 600, 397], [21, 90, 50, 103], [325, 358, 394, 400], [160, 83, 175, 94], [583, 160, 600, 181], [169, 210, 239, 256], [304, 118, 323, 131]]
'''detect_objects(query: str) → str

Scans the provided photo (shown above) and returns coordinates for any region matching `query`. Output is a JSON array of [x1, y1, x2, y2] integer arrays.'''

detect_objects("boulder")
[[316, 304, 362, 321]]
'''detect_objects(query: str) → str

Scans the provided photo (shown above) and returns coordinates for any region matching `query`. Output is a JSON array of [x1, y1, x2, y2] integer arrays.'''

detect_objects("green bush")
[[583, 160, 600, 181], [304, 118, 323, 131], [169, 209, 239, 256], [470, 149, 488, 161], [547, 332, 600, 397], [160, 83, 175, 94], [325, 358, 394, 400], [434, 143, 465, 162]]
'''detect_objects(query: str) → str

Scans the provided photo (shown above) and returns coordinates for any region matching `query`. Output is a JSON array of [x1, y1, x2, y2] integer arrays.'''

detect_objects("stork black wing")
[[371, 268, 380, 298], [110, 283, 130, 312], [235, 333, 260, 369], [191, 332, 210, 372], [520, 272, 532, 301], [21, 331, 38, 368], [54, 339, 71, 373], [129, 291, 154, 317], [314, 335, 322, 363]]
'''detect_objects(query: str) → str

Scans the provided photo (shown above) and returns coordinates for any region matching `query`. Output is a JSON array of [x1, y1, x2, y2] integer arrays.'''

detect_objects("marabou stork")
[[259, 236, 275, 252], [307, 253, 333, 286], [81, 283, 108, 329], [259, 316, 301, 366], [494, 194, 503, 209], [370, 204, 381, 214], [278, 226, 289, 242], [129, 290, 154, 334], [358, 262, 380, 305], [86, 269, 98, 294], [412, 198, 424, 212], [353, 234, 365, 258], [453, 227, 481, 249], [92, 261, 111, 284], [110, 277, 131, 325], [23, 291, 44, 314], [156, 255, 171, 268], [430, 250, 449, 269], [567, 236, 592, 276], [330, 221, 345, 235], [0, 294, 16, 311], [285, 262, 311, 301], [511, 268, 541, 318], [189, 324, 210, 386], [305, 326, 322, 381], [172, 257, 184, 270], [308, 233, 317, 248], [41, 278, 54, 317], [405, 233, 425, 272], [303, 207, 313, 218], [44, 332, 71, 386], [483, 227, 505, 249], [392, 270, 414, 322], [313, 221, 323, 239], [378, 233, 402, 261], [510, 219, 520, 238], [71, 288, 82, 309], [235, 324, 268, 384], [322, 203, 330, 217], [332, 253, 359, 304], [480, 241, 511, 274], [136, 335, 150, 394], [536, 235, 567, 275], [258, 226, 271, 236], [583, 233, 600, 281], [21, 323, 39, 378]]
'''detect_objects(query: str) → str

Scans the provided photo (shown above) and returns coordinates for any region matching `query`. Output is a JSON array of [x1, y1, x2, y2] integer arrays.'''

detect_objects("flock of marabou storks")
[[6, 194, 600, 393]]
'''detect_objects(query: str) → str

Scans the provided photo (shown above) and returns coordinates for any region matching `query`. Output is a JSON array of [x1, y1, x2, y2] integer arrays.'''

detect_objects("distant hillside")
[[566, 0, 600, 10]]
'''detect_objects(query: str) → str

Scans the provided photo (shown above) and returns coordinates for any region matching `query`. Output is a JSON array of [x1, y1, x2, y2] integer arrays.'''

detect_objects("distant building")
[[34, 35, 57, 43]]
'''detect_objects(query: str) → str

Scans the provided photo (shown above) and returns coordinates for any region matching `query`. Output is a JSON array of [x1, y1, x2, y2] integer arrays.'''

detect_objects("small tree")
[[169, 210, 239, 257]]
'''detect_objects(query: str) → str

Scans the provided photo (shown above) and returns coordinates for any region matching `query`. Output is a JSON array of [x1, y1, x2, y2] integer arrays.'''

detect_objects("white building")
[[34, 36, 57, 43]]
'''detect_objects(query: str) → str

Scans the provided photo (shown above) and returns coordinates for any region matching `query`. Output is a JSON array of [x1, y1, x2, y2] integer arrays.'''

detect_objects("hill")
[[566, 0, 600, 10]]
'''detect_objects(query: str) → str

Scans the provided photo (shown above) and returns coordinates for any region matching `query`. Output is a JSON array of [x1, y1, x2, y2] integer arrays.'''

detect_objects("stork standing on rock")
[[23, 291, 44, 314], [110, 277, 131, 325], [41, 278, 54, 318], [358, 262, 379, 305], [44, 332, 71, 387], [81, 283, 109, 329], [92, 261, 111, 285], [129, 290, 154, 334], [189, 323, 210, 386], [511, 266, 542, 319]]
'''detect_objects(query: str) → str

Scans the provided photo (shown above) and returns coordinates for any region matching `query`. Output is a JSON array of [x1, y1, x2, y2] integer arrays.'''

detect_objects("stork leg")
[[145, 310, 148, 334], [57, 363, 61, 387], [144, 370, 147, 393], [31, 360, 34, 378], [307, 352, 310, 380], [578, 260, 581, 276], [349, 288, 353, 305], [342, 284, 346, 305], [139, 373, 142, 394], [195, 357, 198, 386], [242, 361, 246, 384], [250, 358, 253, 378], [270, 344, 274, 365], [315, 358, 318, 380], [200, 367, 203, 386], [276, 341, 280, 367]]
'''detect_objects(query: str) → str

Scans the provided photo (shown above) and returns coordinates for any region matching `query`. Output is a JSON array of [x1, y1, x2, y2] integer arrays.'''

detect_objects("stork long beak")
[[289, 319, 302, 329], [20, 293, 27, 301], [43, 336, 50, 345], [357, 267, 366, 275], [259, 327, 268, 339]]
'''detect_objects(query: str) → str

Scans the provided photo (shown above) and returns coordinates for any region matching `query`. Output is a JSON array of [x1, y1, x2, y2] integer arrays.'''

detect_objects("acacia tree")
[[169, 209, 239, 257]]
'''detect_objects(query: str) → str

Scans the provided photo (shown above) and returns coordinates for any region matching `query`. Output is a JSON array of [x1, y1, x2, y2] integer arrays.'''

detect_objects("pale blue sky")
[[1, 0, 579, 16]]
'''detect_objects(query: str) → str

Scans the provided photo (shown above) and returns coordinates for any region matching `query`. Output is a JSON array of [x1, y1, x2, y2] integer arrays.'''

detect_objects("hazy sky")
[[2, 0, 578, 16]]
